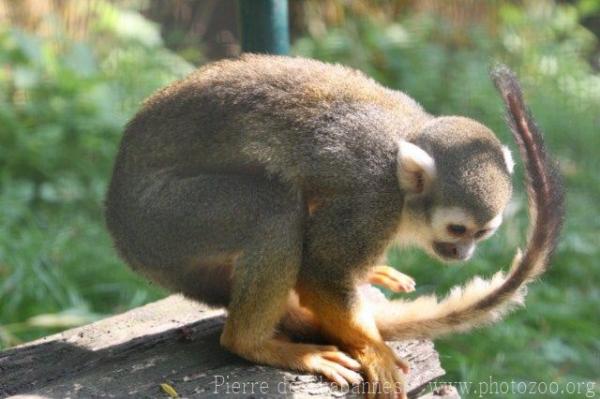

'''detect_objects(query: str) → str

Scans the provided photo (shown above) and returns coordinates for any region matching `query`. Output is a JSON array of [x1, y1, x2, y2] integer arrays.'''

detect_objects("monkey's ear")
[[397, 141, 437, 195], [502, 145, 515, 174]]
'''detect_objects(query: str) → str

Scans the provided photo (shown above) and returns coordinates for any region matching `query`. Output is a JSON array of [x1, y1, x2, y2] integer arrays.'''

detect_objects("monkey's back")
[[111, 55, 429, 189]]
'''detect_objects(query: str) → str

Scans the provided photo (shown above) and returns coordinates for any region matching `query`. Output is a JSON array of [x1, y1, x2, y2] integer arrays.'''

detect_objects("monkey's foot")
[[299, 344, 364, 388], [367, 266, 415, 293], [223, 337, 363, 389], [349, 342, 408, 399]]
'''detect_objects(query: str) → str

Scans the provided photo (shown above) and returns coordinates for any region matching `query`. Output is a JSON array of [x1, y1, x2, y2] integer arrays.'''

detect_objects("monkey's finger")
[[369, 267, 416, 292], [362, 364, 386, 398], [373, 267, 416, 286], [381, 369, 402, 399], [365, 378, 379, 399], [390, 366, 407, 399], [317, 367, 349, 390], [394, 357, 410, 374], [322, 350, 362, 370], [369, 273, 415, 293], [370, 265, 395, 275], [376, 270, 415, 291], [368, 274, 402, 292], [322, 359, 364, 385]]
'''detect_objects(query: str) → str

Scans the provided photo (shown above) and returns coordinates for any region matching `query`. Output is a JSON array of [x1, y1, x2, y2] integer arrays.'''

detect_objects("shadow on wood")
[[0, 295, 457, 398]]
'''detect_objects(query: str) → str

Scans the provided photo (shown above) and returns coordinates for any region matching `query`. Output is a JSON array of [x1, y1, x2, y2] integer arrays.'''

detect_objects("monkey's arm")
[[297, 194, 409, 398], [215, 179, 366, 389]]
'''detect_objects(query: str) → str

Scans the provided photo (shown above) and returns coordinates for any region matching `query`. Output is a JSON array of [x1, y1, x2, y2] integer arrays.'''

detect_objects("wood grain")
[[0, 295, 453, 398]]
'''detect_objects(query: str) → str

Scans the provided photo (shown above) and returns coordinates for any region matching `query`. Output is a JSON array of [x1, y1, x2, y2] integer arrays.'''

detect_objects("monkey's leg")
[[276, 289, 328, 343], [366, 266, 415, 293], [296, 283, 408, 399], [122, 172, 361, 384], [219, 183, 363, 388], [299, 197, 409, 398]]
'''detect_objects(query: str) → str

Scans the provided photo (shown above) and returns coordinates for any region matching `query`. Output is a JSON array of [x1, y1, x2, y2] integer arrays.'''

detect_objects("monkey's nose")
[[433, 241, 470, 261]]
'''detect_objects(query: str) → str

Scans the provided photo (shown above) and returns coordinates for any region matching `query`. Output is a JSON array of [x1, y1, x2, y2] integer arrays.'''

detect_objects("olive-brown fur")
[[104, 55, 519, 397]]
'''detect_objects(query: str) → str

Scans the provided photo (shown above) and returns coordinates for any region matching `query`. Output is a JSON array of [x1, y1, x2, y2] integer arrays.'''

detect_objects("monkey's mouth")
[[432, 241, 472, 262]]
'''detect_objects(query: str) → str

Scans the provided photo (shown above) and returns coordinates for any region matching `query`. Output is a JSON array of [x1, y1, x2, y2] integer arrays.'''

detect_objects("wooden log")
[[0, 295, 454, 398]]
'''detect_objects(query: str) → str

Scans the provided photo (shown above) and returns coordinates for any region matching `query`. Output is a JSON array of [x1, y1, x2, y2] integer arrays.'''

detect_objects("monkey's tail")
[[374, 65, 565, 341]]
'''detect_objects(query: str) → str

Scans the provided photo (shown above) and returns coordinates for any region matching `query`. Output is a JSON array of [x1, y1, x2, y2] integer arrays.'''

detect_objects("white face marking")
[[463, 243, 476, 259], [485, 213, 503, 230], [475, 213, 503, 240], [431, 207, 476, 242], [502, 145, 515, 174], [394, 208, 430, 248], [431, 208, 504, 242], [394, 206, 504, 262]]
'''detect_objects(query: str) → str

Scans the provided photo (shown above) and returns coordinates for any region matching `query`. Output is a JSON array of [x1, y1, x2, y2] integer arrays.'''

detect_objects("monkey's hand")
[[366, 266, 416, 293], [357, 343, 410, 399], [298, 283, 409, 399]]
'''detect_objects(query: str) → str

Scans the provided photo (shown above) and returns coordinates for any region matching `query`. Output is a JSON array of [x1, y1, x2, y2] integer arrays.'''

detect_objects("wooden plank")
[[418, 385, 461, 399], [0, 295, 448, 398]]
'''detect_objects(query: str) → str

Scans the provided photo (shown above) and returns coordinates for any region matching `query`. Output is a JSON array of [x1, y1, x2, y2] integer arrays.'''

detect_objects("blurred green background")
[[0, 0, 598, 397]]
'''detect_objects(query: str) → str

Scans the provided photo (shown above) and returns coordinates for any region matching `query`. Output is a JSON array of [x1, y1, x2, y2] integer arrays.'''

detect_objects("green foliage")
[[0, 4, 192, 199], [296, 3, 600, 396], [0, 3, 192, 347], [1, 1, 598, 397]]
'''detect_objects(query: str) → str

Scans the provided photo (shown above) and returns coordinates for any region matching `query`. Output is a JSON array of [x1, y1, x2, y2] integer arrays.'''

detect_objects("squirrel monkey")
[[105, 56, 564, 398]]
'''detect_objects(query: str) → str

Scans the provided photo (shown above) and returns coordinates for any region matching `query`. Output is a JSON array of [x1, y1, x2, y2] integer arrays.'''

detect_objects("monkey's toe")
[[350, 342, 407, 399], [303, 345, 363, 387]]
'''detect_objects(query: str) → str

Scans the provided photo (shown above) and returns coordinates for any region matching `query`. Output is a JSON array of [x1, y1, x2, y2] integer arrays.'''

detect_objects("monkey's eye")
[[447, 224, 467, 236], [474, 229, 490, 239]]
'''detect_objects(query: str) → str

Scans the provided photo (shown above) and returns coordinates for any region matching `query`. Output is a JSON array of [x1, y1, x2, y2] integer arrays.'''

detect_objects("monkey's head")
[[396, 116, 514, 263]]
